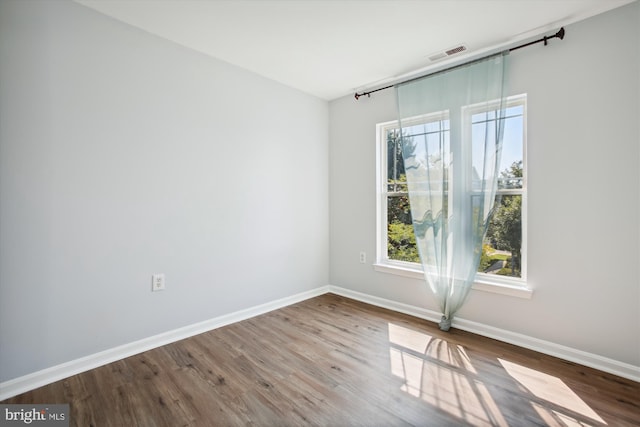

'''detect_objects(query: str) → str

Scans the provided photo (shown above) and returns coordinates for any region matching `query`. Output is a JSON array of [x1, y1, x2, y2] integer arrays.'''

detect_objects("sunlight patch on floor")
[[387, 322, 433, 354], [387, 323, 476, 372], [499, 359, 605, 425], [388, 323, 507, 427], [530, 402, 600, 427]]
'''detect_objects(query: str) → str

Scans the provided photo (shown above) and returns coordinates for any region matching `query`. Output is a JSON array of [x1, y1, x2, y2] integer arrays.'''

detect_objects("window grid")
[[376, 95, 527, 287]]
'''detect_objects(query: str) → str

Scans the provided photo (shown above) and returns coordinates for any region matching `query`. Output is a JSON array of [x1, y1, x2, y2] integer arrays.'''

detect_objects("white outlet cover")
[[152, 273, 165, 292]]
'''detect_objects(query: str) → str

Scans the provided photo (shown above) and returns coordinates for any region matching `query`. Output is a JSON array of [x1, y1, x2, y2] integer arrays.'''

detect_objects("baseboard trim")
[[2, 283, 637, 400], [327, 286, 443, 322], [0, 286, 330, 401], [327, 285, 640, 383]]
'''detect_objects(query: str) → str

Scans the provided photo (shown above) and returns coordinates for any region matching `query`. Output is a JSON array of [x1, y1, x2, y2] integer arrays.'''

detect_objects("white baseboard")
[[327, 285, 444, 322], [0, 286, 330, 401], [327, 285, 640, 383], [2, 283, 637, 401]]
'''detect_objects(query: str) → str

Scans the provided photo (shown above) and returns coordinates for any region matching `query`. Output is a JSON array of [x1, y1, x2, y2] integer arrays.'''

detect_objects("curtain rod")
[[354, 27, 565, 100]]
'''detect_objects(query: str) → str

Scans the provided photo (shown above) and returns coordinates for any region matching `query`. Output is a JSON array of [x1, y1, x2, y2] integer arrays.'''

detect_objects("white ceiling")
[[74, 0, 635, 100]]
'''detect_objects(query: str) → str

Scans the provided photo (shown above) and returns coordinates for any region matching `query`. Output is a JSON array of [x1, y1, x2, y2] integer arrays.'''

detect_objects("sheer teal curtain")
[[396, 53, 509, 331]]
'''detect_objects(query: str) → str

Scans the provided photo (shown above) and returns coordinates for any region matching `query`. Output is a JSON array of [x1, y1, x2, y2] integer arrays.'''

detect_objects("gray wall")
[[0, 0, 329, 382], [329, 2, 640, 366]]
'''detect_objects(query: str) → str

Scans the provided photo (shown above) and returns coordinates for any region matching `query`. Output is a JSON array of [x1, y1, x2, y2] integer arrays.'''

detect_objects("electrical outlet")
[[151, 274, 165, 292], [359, 252, 366, 264]]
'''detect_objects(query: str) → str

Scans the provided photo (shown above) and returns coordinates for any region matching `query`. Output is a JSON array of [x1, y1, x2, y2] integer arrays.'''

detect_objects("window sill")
[[373, 262, 533, 299]]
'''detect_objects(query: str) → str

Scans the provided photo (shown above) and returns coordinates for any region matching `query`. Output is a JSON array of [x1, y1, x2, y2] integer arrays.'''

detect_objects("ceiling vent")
[[428, 44, 467, 62]]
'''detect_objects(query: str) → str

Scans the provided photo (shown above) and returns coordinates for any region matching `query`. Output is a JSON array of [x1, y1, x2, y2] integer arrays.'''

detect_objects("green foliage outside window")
[[485, 161, 523, 277], [387, 155, 523, 278], [387, 192, 419, 262], [386, 129, 420, 263]]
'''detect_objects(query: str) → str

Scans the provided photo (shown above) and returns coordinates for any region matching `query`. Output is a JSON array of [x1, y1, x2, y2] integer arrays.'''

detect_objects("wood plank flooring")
[[3, 293, 639, 426]]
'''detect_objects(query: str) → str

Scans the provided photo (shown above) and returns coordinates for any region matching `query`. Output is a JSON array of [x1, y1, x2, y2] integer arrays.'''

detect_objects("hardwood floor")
[[3, 293, 639, 426]]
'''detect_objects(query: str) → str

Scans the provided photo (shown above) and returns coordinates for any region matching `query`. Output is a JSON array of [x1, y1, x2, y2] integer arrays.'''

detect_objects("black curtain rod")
[[354, 27, 565, 100]]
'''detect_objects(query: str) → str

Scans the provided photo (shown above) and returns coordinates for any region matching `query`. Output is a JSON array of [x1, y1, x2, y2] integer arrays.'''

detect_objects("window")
[[376, 95, 528, 294]]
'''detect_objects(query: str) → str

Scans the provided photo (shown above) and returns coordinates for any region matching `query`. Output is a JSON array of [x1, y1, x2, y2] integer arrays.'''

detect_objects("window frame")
[[375, 94, 532, 299]]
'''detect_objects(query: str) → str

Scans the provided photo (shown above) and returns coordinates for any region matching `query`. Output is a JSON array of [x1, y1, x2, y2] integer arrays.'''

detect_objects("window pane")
[[479, 194, 522, 278], [406, 120, 450, 170], [387, 194, 419, 262], [386, 118, 449, 264], [472, 108, 523, 190], [387, 129, 404, 184], [499, 111, 524, 189]]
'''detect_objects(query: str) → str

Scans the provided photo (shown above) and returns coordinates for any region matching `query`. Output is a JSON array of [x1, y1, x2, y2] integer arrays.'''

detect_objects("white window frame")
[[374, 95, 532, 299]]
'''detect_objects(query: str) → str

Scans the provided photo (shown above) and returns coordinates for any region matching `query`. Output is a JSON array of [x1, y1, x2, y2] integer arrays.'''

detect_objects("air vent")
[[428, 44, 467, 62], [445, 45, 466, 55]]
